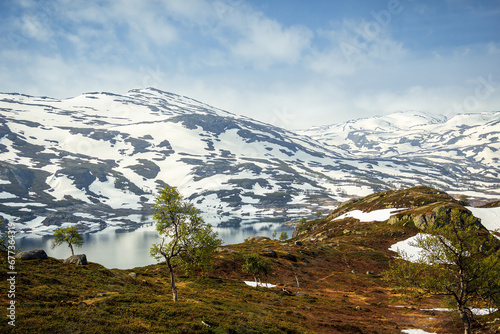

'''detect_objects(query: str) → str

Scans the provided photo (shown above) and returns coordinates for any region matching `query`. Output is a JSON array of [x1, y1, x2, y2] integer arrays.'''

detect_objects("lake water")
[[16, 222, 296, 269]]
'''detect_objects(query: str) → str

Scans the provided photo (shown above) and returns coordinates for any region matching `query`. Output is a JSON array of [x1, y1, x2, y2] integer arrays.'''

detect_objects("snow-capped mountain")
[[299, 111, 499, 164], [0, 89, 498, 234]]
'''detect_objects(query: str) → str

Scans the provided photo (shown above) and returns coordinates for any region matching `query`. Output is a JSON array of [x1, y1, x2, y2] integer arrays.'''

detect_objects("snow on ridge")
[[333, 208, 407, 223]]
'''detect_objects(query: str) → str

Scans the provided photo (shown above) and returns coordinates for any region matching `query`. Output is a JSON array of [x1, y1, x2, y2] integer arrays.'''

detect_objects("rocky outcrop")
[[388, 202, 483, 231], [64, 254, 88, 265], [15, 249, 47, 260]]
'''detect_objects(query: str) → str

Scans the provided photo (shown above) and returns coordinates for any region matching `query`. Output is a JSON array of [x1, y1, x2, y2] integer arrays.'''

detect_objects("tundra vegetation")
[[2, 186, 499, 333]]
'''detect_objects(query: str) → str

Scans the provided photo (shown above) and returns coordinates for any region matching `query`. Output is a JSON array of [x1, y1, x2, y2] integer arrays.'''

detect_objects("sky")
[[0, 0, 499, 129]]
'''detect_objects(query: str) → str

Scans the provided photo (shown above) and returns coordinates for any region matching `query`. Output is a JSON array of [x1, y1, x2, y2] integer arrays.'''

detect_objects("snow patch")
[[244, 281, 277, 288], [333, 208, 407, 222], [401, 330, 436, 334], [467, 206, 500, 234]]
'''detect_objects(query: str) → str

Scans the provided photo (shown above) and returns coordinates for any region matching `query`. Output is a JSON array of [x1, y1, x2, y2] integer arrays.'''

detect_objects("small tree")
[[52, 226, 84, 256], [272, 229, 277, 240], [386, 208, 500, 334], [243, 253, 272, 287], [150, 185, 221, 302], [279, 231, 288, 241]]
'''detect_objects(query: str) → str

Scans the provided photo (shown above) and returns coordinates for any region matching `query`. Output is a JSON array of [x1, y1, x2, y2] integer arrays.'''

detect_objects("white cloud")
[[229, 15, 313, 67], [1, 0, 499, 129]]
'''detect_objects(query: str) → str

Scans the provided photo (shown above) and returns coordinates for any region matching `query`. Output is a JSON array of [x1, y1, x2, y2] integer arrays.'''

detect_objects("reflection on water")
[[16, 222, 296, 269]]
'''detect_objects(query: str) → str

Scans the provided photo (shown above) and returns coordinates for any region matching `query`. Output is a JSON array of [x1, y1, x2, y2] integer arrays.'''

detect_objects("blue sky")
[[1, 0, 499, 129]]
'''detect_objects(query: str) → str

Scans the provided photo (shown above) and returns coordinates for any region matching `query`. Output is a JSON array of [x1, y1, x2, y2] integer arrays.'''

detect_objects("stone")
[[129, 272, 137, 278], [284, 253, 297, 262], [295, 240, 303, 246], [261, 248, 277, 258], [214, 247, 238, 253], [15, 249, 47, 260], [64, 254, 87, 265], [245, 236, 270, 242]]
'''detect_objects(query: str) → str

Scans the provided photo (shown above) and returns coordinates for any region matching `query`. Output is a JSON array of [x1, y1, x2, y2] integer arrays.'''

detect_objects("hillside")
[[3, 186, 499, 333], [1, 89, 499, 235]]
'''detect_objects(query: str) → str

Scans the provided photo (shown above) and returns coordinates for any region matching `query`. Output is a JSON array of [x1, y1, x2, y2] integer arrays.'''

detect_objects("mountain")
[[298, 110, 499, 172], [0, 89, 499, 234]]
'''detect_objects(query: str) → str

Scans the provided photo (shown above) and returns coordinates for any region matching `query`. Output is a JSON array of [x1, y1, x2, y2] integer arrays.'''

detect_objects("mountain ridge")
[[0, 88, 498, 234]]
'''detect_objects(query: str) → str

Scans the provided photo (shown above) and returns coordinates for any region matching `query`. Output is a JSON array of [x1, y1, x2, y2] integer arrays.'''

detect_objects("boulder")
[[15, 249, 47, 260], [282, 253, 297, 262], [245, 236, 270, 242], [214, 247, 238, 253], [295, 241, 303, 246], [64, 254, 87, 265], [261, 248, 277, 258]]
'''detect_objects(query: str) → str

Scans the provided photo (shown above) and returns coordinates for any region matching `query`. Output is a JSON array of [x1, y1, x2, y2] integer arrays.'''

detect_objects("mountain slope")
[[4, 186, 499, 333], [0, 89, 499, 234], [298, 111, 500, 177]]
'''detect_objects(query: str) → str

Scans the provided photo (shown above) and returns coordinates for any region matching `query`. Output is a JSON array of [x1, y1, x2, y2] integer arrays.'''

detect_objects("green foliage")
[[386, 208, 500, 333], [279, 231, 289, 241], [242, 253, 272, 287], [299, 217, 307, 224], [272, 229, 277, 240], [52, 226, 84, 256], [150, 185, 222, 301]]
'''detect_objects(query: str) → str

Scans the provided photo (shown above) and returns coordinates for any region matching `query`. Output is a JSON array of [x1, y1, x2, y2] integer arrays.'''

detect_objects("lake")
[[16, 221, 297, 269]]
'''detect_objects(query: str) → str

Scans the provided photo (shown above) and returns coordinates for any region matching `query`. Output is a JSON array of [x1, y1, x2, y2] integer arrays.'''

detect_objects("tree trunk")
[[458, 307, 471, 334], [167, 259, 178, 302], [69, 243, 74, 256]]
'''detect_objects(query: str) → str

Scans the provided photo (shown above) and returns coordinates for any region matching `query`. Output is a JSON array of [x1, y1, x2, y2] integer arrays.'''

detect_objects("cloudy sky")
[[1, 0, 499, 129]]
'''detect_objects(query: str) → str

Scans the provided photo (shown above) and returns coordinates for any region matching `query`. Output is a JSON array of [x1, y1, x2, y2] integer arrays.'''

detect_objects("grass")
[[2, 186, 499, 333]]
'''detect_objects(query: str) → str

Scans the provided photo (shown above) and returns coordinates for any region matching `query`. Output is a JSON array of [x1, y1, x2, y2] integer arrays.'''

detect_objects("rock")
[[351, 269, 357, 274], [64, 254, 87, 265], [245, 236, 270, 242], [282, 253, 297, 262], [15, 249, 47, 260], [261, 248, 277, 258], [343, 229, 351, 235], [366, 271, 375, 275], [214, 247, 238, 253], [295, 240, 303, 246], [129, 272, 137, 278], [302, 258, 309, 263]]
